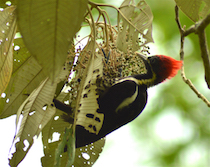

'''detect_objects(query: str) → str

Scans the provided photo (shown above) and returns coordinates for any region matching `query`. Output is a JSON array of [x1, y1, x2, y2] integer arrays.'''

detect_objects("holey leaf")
[[9, 77, 57, 167], [16, 0, 88, 82], [41, 136, 105, 167], [175, 0, 210, 22], [0, 6, 17, 94], [76, 49, 104, 135], [116, 0, 153, 53]]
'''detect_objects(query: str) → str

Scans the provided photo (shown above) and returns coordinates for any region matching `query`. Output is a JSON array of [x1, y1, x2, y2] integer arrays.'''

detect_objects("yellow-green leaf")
[[175, 0, 210, 22], [16, 0, 88, 81], [117, 0, 153, 53], [9, 77, 57, 167], [0, 6, 17, 94]]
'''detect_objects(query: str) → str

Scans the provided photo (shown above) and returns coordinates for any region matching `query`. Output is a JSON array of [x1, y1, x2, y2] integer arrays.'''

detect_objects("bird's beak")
[[135, 52, 148, 61]]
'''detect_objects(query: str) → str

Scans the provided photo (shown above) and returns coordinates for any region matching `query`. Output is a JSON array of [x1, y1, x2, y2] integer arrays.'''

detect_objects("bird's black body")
[[76, 80, 147, 148], [54, 54, 182, 148]]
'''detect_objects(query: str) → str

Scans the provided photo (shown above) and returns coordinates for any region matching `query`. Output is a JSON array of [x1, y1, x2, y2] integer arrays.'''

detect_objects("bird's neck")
[[126, 61, 157, 87]]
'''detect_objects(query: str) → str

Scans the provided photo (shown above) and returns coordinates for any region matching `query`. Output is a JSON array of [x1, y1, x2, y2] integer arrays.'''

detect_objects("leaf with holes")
[[116, 0, 153, 53], [76, 51, 104, 134], [9, 77, 57, 167], [175, 0, 210, 22], [16, 0, 88, 82], [42, 92, 71, 152], [41, 90, 73, 166], [73, 138, 105, 166], [0, 6, 17, 94], [41, 137, 105, 167]]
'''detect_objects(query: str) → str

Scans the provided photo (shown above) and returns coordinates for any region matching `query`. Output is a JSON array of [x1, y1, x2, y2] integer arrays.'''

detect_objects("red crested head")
[[148, 55, 182, 85]]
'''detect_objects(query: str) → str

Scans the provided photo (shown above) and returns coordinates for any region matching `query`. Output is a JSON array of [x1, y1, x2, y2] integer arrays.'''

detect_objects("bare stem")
[[197, 30, 210, 88], [175, 5, 210, 107], [176, 6, 210, 88]]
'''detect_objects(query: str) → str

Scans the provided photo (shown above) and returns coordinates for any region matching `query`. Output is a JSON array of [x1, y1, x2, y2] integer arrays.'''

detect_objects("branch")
[[177, 7, 210, 88], [175, 6, 210, 107], [197, 29, 210, 89]]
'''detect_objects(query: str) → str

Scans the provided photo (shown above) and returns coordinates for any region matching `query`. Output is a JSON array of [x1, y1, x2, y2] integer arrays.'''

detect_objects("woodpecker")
[[54, 54, 182, 148]]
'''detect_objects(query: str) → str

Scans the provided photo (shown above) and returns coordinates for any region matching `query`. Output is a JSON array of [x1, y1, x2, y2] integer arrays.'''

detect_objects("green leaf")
[[0, 6, 17, 94], [117, 0, 153, 53], [0, 35, 72, 119], [175, 0, 210, 22], [16, 0, 88, 82], [9, 77, 57, 167]]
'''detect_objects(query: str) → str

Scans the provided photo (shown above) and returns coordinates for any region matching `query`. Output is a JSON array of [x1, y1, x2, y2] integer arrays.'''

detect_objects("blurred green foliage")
[[133, 1, 210, 166]]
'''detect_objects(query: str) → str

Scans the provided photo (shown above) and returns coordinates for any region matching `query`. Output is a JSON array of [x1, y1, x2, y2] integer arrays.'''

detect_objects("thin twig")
[[88, 1, 141, 34], [176, 7, 210, 88], [175, 5, 210, 107]]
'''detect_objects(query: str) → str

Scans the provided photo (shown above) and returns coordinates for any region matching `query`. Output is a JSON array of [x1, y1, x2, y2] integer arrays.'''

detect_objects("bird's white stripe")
[[115, 85, 138, 113]]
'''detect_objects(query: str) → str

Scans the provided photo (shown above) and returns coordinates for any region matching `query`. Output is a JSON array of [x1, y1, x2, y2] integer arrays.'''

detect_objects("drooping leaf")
[[0, 36, 73, 119], [76, 51, 104, 134], [16, 0, 88, 82], [42, 39, 106, 166], [175, 0, 210, 22], [9, 77, 57, 167], [0, 6, 17, 94], [116, 0, 153, 53]]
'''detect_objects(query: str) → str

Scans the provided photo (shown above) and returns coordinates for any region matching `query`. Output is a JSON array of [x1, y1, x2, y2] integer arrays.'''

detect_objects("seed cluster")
[[65, 22, 150, 112]]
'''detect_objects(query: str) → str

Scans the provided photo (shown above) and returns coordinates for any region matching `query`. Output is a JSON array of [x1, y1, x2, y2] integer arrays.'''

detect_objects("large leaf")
[[76, 51, 104, 134], [16, 0, 88, 81], [8, 52, 72, 166], [9, 77, 57, 167], [116, 0, 153, 53], [0, 6, 17, 94], [0, 36, 73, 119], [175, 0, 210, 22]]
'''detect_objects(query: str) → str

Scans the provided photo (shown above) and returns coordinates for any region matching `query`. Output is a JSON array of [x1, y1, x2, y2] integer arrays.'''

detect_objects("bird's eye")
[[148, 57, 157, 64]]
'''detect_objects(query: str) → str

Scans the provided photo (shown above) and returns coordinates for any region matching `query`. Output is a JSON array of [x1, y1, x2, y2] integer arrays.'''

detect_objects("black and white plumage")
[[54, 53, 182, 148], [76, 78, 147, 148]]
